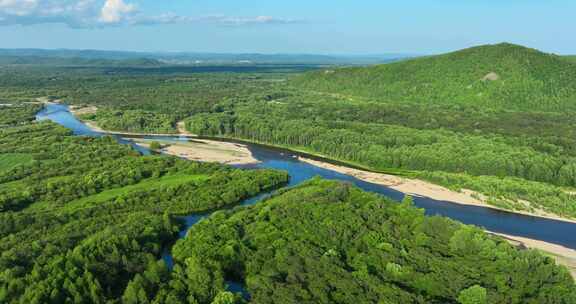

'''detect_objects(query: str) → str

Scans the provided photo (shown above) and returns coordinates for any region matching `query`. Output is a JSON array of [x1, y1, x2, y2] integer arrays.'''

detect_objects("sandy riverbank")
[[131, 138, 259, 165], [490, 232, 576, 279], [299, 157, 576, 225], [66, 105, 256, 165], [69, 105, 98, 116]]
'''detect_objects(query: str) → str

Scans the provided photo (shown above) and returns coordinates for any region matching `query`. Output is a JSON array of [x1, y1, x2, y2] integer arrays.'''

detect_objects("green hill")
[[294, 43, 576, 111]]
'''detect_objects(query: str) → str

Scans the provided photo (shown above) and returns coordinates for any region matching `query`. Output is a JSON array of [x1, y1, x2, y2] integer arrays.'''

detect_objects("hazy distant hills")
[[295, 43, 576, 111], [565, 55, 576, 63], [0, 48, 412, 66], [0, 55, 163, 67]]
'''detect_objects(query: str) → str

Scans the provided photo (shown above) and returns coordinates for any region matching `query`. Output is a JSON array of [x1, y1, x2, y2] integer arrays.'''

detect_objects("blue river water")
[[36, 103, 576, 297]]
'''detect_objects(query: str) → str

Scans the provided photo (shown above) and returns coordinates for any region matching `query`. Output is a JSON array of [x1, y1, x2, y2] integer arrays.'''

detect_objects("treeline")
[[0, 65, 286, 134], [152, 178, 575, 303], [0, 103, 41, 127], [186, 110, 576, 188], [81, 109, 178, 134], [0, 119, 288, 303], [294, 43, 576, 112]]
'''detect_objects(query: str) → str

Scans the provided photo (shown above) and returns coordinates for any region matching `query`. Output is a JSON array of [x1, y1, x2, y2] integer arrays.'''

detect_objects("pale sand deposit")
[[132, 138, 259, 165], [67, 106, 255, 164], [299, 157, 576, 224], [490, 232, 576, 279], [69, 105, 98, 116]]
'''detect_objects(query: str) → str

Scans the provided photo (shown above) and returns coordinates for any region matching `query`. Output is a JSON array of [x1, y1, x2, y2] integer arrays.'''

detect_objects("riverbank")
[[490, 232, 576, 279], [66, 104, 257, 165], [299, 157, 576, 225], [299, 157, 576, 279], [130, 138, 259, 165]]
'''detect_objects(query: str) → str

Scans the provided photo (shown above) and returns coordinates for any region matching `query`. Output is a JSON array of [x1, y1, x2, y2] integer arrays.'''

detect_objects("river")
[[36, 104, 576, 258]]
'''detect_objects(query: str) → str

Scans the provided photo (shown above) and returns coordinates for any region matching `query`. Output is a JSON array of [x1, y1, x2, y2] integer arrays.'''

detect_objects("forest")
[[0, 103, 42, 127], [1, 105, 574, 303], [0, 108, 288, 303], [163, 178, 576, 303]]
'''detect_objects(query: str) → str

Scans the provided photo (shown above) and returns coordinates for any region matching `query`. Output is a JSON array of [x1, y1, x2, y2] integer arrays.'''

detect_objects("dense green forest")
[[0, 65, 292, 133], [0, 107, 288, 303], [81, 109, 179, 134], [294, 43, 576, 112], [0, 103, 42, 127], [161, 178, 575, 303]]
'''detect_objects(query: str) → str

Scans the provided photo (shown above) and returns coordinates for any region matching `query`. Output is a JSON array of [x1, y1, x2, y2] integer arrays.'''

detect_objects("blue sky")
[[0, 0, 573, 55]]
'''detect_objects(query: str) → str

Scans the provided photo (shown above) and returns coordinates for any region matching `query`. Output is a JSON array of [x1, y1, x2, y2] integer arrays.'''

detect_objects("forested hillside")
[[0, 106, 288, 303], [294, 43, 576, 111], [159, 179, 575, 303]]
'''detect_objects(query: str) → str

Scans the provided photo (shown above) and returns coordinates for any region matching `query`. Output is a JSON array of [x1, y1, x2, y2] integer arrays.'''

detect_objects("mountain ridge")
[[294, 43, 576, 111]]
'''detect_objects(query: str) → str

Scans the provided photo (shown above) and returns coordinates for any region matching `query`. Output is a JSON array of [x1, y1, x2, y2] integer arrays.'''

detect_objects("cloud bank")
[[0, 0, 300, 28]]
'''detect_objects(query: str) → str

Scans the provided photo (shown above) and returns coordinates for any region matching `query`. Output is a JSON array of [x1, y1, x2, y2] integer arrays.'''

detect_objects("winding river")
[[36, 104, 576, 257]]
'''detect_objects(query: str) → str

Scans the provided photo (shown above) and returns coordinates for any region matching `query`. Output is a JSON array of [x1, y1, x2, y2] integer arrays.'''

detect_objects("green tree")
[[149, 141, 162, 150], [458, 285, 487, 304], [211, 291, 236, 304]]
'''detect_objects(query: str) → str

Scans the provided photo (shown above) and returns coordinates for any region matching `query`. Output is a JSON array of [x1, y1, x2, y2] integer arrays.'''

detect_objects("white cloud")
[[99, 0, 135, 24], [0, 0, 99, 27], [0, 0, 300, 28], [0, 0, 39, 16]]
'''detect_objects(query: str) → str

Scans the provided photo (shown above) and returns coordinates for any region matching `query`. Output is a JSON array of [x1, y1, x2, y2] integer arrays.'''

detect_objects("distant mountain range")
[[0, 48, 415, 66], [294, 43, 576, 111]]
